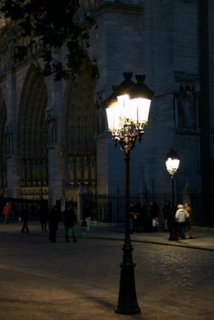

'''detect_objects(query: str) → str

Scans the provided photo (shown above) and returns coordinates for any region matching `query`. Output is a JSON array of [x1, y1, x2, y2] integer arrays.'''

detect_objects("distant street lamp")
[[105, 72, 154, 314], [165, 149, 180, 240]]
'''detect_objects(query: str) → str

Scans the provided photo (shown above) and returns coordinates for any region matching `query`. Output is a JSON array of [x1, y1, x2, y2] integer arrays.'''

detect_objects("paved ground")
[[0, 221, 214, 320]]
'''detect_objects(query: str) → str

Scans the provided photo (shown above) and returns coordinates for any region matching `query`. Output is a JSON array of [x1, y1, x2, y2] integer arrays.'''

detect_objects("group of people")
[[129, 199, 192, 239], [47, 202, 78, 243], [1, 200, 83, 243], [129, 200, 161, 233], [42, 200, 92, 242], [163, 200, 192, 239], [2, 198, 192, 241], [1, 201, 30, 232]]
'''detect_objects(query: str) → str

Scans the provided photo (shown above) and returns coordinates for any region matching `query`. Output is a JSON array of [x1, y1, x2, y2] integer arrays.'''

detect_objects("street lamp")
[[165, 149, 180, 240], [105, 72, 154, 314]]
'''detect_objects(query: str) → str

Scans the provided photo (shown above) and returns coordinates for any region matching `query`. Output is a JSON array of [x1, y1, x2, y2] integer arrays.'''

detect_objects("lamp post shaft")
[[171, 177, 175, 208], [165, 149, 180, 241], [125, 152, 130, 242], [115, 152, 140, 314], [169, 176, 178, 241]]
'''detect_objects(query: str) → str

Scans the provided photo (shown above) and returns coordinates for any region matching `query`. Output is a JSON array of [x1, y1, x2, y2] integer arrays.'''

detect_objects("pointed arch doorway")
[[17, 64, 48, 199], [64, 64, 97, 200]]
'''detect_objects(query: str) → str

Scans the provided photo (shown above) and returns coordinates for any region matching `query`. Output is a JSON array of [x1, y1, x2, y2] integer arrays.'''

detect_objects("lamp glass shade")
[[117, 94, 131, 120], [106, 104, 116, 131], [129, 97, 151, 123], [106, 101, 123, 131], [165, 157, 180, 175]]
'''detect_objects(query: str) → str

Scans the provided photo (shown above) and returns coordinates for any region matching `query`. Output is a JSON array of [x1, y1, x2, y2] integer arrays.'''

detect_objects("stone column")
[[5, 56, 19, 198]]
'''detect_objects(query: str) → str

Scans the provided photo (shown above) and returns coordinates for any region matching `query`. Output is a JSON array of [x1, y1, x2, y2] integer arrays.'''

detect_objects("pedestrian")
[[48, 203, 61, 242], [2, 202, 12, 224], [20, 203, 30, 233], [162, 200, 173, 231], [151, 201, 160, 232], [85, 201, 92, 232], [175, 204, 189, 239], [184, 202, 193, 239], [39, 205, 48, 232], [144, 201, 153, 232], [133, 202, 142, 232], [63, 202, 77, 242]]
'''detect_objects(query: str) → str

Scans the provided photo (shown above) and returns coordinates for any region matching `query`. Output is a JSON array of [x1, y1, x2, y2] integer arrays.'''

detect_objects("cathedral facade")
[[0, 0, 213, 226]]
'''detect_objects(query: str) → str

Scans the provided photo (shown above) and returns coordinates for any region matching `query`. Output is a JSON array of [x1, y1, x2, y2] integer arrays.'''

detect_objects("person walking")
[[39, 205, 48, 232], [184, 202, 193, 239], [20, 203, 30, 233], [175, 204, 189, 239], [48, 203, 61, 242], [150, 201, 160, 232], [85, 201, 92, 232], [2, 202, 12, 224], [144, 201, 153, 232], [162, 200, 173, 231], [63, 202, 77, 242]]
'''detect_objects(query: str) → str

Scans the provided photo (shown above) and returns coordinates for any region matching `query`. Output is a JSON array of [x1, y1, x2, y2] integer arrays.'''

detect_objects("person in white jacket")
[[175, 204, 189, 239]]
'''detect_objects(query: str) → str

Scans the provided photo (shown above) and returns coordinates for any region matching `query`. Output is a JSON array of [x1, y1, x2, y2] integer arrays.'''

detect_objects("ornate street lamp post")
[[165, 149, 180, 240], [105, 72, 154, 314]]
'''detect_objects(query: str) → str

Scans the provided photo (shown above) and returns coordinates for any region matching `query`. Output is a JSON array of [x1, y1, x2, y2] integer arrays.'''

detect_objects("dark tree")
[[0, 0, 98, 80]]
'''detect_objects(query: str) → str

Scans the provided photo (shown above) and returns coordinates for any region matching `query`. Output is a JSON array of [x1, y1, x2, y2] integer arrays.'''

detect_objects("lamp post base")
[[115, 242, 141, 315], [115, 304, 141, 314]]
